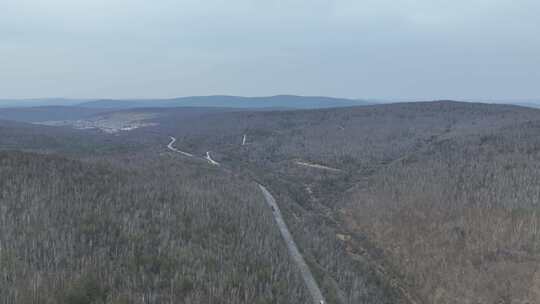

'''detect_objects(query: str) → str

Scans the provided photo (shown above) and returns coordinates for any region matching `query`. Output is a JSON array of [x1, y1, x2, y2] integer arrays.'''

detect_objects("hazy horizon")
[[1, 95, 540, 104], [2, 0, 539, 100], [2, 95, 540, 107]]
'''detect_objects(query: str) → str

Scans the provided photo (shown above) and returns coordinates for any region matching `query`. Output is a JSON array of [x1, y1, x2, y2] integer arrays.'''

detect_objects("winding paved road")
[[167, 136, 194, 157], [167, 136, 325, 304], [205, 151, 220, 166]]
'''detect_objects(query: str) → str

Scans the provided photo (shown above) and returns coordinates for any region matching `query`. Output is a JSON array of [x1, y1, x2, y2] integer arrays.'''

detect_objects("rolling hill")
[[3, 100, 540, 304], [76, 95, 373, 109], [0, 98, 92, 108], [128, 100, 540, 304], [0, 106, 109, 123]]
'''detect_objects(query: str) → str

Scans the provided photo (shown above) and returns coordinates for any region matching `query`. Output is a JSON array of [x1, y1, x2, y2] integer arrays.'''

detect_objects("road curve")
[[258, 184, 326, 304], [205, 151, 220, 166], [167, 136, 194, 157], [167, 136, 325, 303]]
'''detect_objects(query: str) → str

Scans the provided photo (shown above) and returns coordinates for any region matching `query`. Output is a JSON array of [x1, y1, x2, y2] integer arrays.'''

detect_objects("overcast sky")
[[1, 0, 539, 100]]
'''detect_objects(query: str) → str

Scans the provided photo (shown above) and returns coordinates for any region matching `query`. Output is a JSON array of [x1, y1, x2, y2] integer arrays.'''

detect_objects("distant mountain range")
[[0, 95, 374, 109], [76, 95, 374, 109], [0, 106, 109, 123], [2, 95, 539, 110], [0, 95, 376, 123], [0, 98, 90, 108]]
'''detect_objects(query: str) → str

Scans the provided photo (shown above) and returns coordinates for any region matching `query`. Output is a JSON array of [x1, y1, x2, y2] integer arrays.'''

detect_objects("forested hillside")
[[3, 101, 540, 304], [0, 151, 308, 304], [0, 120, 138, 155], [142, 101, 540, 167], [3, 0, 536, 302], [135, 101, 540, 304], [342, 119, 540, 304]]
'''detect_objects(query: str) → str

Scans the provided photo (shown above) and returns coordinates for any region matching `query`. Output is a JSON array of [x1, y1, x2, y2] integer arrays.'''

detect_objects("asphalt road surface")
[[258, 184, 326, 304], [167, 136, 194, 157], [167, 136, 325, 304]]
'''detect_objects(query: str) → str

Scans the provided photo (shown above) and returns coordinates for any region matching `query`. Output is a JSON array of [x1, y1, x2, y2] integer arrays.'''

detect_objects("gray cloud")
[[1, 0, 539, 100]]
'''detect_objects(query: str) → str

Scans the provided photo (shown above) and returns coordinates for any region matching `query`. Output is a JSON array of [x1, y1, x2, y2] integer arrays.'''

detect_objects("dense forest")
[[0, 151, 308, 303], [138, 101, 540, 304], [2, 101, 540, 303], [343, 120, 540, 303]]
